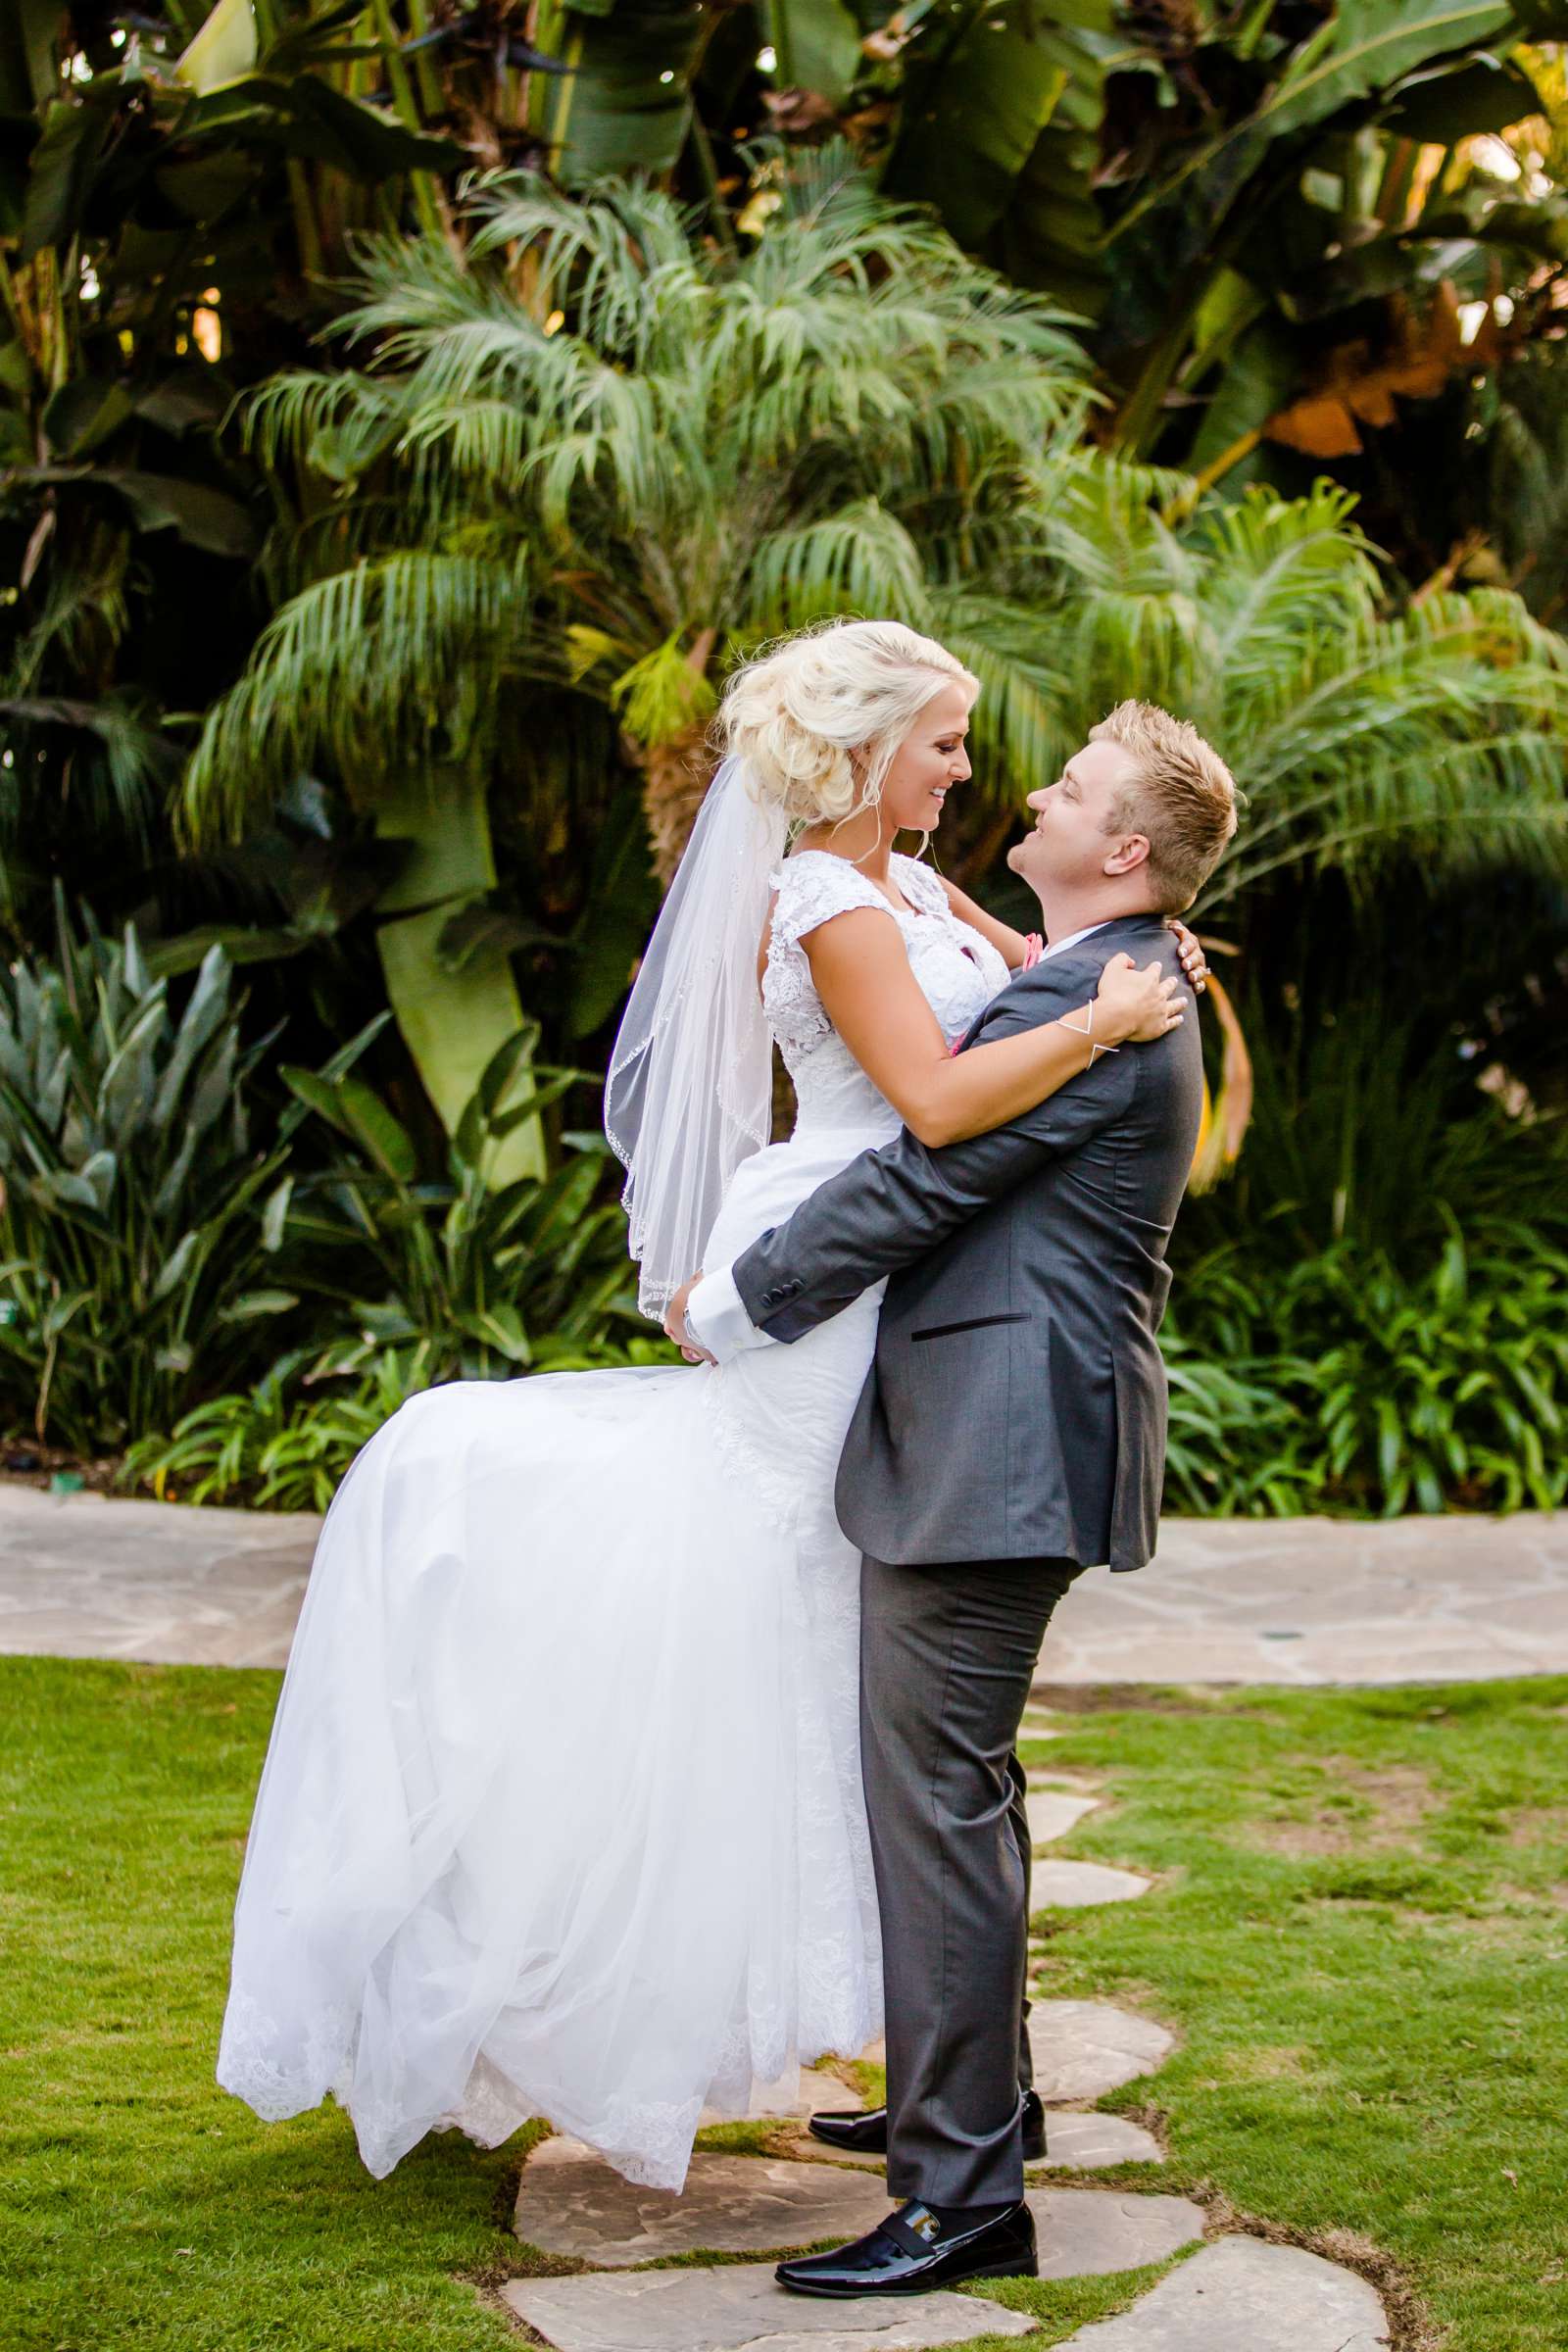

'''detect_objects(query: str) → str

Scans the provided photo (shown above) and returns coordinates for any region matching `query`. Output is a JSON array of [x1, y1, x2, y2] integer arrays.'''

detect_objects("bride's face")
[[871, 682, 974, 835]]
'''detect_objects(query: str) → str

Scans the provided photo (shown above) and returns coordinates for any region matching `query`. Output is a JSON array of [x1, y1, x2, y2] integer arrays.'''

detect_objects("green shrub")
[[1185, 951, 1568, 1275], [0, 906, 310, 1452], [121, 1335, 679, 1514], [270, 1033, 667, 1387], [119, 1034, 682, 1508], [120, 1350, 425, 1513], [1164, 1222, 1568, 1518]]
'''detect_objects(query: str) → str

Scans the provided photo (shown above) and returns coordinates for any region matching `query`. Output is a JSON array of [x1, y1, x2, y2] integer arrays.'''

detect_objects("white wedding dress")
[[218, 850, 1011, 2190]]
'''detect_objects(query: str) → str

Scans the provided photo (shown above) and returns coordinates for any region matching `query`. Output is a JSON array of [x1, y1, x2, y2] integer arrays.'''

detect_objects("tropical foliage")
[[120, 1348, 429, 1512], [2, 8, 1563, 1518], [182, 165, 1568, 1026], [1013, 469, 1568, 912], [0, 906, 671, 1457], [678, 4, 1568, 545], [0, 906, 308, 1451], [177, 155, 1092, 1105], [1163, 1219, 1568, 1516], [1166, 894, 1568, 1514], [0, 0, 469, 946], [271, 1033, 663, 1385]]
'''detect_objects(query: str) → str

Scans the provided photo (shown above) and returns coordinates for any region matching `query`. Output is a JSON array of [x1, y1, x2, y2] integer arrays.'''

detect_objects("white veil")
[[606, 756, 787, 1318]]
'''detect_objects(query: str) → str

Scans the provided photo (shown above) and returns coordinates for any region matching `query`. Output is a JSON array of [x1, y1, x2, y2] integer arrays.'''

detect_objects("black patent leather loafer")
[[776, 2197, 1037, 2297], [808, 2088, 1047, 2163]]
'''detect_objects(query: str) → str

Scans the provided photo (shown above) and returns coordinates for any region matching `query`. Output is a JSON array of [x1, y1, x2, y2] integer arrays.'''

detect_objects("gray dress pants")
[[859, 1550, 1082, 2208]]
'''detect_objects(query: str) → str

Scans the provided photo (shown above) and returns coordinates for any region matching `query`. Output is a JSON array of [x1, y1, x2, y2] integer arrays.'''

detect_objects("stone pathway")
[[1038, 1511, 1568, 1686], [1026, 2003, 1173, 2104], [1056, 2236, 1391, 2349], [503, 2266, 1040, 2350], [504, 1721, 1391, 2351], [0, 1486, 318, 1668], [515, 2145, 898, 2266], [1033, 1860, 1152, 1907], [5, 1477, 1563, 1682], [1025, 1789, 1100, 1842]]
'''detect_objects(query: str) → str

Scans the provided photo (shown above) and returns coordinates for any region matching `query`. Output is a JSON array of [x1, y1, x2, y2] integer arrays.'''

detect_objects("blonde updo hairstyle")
[[717, 619, 978, 833]]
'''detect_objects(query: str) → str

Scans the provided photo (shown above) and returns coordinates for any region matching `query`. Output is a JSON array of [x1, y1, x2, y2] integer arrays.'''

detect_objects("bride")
[[218, 618, 1197, 2192]]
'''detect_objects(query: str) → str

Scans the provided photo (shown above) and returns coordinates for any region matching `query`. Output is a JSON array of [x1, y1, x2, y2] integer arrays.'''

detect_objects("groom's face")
[[1008, 742, 1144, 895]]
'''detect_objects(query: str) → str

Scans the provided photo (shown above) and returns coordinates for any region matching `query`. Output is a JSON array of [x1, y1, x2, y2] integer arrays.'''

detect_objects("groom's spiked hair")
[[1089, 702, 1239, 914]]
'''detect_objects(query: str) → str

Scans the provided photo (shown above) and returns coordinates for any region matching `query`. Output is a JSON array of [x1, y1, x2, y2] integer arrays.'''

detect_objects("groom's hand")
[[663, 1274, 714, 1364]]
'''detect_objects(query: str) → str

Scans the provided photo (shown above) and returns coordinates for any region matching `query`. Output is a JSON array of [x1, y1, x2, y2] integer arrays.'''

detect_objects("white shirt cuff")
[[685, 1264, 777, 1363]]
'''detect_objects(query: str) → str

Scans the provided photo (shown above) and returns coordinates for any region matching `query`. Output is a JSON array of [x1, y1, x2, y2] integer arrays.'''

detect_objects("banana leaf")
[[180, 73, 464, 178], [773, 0, 863, 108], [175, 0, 260, 92], [532, 0, 706, 183], [0, 0, 61, 116], [371, 770, 546, 1185]]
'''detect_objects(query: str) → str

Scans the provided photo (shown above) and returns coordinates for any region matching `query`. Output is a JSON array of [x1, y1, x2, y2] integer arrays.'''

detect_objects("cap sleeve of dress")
[[768, 852, 897, 955]]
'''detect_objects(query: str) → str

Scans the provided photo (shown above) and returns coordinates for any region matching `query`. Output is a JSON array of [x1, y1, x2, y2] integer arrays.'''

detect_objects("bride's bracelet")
[[1057, 1001, 1120, 1067]]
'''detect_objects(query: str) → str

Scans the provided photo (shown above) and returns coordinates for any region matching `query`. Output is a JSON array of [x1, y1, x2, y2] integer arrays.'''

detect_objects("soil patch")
[[1507, 1804, 1568, 1847], [1254, 1760, 1438, 1856], [1029, 1683, 1259, 1716]]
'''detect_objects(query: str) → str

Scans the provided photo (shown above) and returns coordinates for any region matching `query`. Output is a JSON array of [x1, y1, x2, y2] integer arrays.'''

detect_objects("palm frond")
[[203, 152, 1567, 940], [743, 505, 933, 631], [181, 553, 532, 842]]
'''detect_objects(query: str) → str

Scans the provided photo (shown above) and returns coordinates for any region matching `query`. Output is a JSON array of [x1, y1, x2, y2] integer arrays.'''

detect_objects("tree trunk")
[[639, 720, 717, 887]]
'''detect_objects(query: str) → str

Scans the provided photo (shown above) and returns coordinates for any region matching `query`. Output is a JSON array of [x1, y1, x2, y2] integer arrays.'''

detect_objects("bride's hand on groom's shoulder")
[[1095, 953, 1186, 1046], [1168, 920, 1208, 993], [664, 1275, 714, 1365]]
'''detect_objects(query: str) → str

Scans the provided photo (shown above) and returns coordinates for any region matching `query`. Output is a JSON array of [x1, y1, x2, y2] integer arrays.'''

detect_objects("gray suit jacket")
[[730, 913, 1201, 1572]]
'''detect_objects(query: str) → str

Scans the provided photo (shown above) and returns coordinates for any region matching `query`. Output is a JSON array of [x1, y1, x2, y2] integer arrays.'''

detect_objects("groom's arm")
[[687, 955, 1139, 1356]]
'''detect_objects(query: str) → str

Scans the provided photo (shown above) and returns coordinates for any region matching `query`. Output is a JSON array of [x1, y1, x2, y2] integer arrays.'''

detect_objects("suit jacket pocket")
[[910, 1312, 1030, 1344]]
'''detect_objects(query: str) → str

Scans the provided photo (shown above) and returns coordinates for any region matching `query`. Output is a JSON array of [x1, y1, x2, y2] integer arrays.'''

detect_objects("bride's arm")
[[803, 910, 1181, 1152], [932, 874, 1210, 992]]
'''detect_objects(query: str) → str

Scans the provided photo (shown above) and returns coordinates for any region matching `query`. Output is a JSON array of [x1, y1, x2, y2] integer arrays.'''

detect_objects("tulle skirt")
[[217, 1126, 888, 2189]]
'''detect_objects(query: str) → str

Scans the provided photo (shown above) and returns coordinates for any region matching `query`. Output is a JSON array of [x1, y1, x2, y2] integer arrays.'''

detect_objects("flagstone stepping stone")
[[1054, 2233, 1389, 2348], [514, 2143, 892, 2264], [1034, 1859, 1151, 1906], [1027, 1788, 1101, 1845], [502, 2262, 1037, 2352], [1026, 1766, 1101, 1791], [1026, 2186, 1201, 2278], [1031, 2111, 1164, 2170], [1029, 2000, 1175, 2101]]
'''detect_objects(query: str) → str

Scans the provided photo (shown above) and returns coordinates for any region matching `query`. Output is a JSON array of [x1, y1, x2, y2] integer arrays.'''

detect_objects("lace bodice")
[[762, 852, 1012, 1139]]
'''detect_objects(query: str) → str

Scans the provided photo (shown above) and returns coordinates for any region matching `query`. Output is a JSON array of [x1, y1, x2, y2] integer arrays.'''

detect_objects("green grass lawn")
[[4, 1658, 1566, 2352]]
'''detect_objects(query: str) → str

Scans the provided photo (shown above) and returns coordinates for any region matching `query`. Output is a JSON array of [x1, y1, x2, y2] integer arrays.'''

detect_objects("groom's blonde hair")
[[718, 619, 977, 830], [1090, 702, 1239, 913]]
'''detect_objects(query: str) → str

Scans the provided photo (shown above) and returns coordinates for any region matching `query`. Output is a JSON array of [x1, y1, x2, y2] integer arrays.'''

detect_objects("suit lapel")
[[1007, 911, 1168, 999]]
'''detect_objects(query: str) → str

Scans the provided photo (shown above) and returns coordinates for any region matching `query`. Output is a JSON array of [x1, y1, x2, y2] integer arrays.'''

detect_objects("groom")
[[671, 701, 1238, 2297]]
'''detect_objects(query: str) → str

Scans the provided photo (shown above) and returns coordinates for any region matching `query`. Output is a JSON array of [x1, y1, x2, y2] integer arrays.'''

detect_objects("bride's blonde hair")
[[716, 619, 978, 829]]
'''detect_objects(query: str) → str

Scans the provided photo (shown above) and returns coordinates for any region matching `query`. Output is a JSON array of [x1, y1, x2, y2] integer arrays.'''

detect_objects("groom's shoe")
[[808, 2088, 1048, 2163], [775, 2197, 1037, 2298]]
